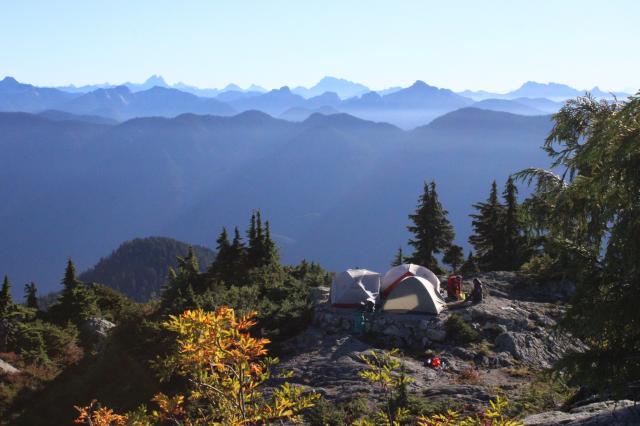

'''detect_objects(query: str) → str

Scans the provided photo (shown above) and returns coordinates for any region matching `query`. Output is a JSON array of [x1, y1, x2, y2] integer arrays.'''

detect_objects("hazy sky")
[[1, 0, 637, 92]]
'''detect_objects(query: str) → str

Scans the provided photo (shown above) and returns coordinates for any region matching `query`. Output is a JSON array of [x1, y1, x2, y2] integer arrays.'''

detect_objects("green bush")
[[405, 395, 463, 417], [445, 314, 480, 345], [12, 320, 78, 365], [305, 396, 369, 425]]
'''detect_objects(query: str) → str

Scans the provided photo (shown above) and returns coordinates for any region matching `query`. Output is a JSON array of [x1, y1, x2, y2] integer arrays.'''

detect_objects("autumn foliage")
[[74, 307, 318, 425]]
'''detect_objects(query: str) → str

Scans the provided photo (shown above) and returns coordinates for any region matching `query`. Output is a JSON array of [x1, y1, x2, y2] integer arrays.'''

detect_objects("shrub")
[[457, 367, 481, 385], [306, 396, 369, 425], [445, 314, 480, 345], [74, 307, 318, 425], [417, 396, 523, 425]]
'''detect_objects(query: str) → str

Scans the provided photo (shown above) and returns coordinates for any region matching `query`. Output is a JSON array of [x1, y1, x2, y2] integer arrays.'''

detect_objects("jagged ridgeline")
[[78, 237, 215, 302]]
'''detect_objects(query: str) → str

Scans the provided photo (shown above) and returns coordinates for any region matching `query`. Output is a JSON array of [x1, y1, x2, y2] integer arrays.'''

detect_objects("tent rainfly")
[[382, 276, 446, 315], [381, 263, 441, 298], [330, 269, 380, 308]]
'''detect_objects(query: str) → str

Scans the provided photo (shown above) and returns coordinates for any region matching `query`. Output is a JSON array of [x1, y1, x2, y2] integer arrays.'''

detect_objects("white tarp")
[[330, 269, 381, 308], [382, 263, 440, 298]]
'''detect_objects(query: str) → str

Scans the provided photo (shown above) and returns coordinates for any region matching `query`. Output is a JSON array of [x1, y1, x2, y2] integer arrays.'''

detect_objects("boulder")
[[522, 400, 640, 425], [82, 317, 115, 340], [494, 331, 583, 368], [81, 317, 116, 352]]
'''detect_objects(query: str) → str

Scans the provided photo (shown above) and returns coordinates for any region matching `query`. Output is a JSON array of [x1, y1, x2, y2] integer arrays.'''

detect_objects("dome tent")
[[330, 269, 380, 308], [382, 276, 446, 315], [382, 263, 441, 298]]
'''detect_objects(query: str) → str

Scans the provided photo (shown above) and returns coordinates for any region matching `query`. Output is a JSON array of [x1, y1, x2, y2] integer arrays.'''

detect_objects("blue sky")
[[1, 0, 637, 92]]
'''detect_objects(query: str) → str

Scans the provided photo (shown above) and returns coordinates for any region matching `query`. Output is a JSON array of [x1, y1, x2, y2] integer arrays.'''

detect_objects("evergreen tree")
[[501, 176, 526, 270], [391, 247, 405, 267], [407, 181, 455, 273], [443, 244, 464, 272], [24, 282, 39, 310], [262, 221, 279, 266], [245, 211, 278, 270], [55, 259, 97, 324], [459, 251, 479, 275], [469, 181, 505, 271], [210, 227, 232, 280], [0, 275, 14, 316], [246, 211, 260, 269], [516, 94, 640, 394], [161, 248, 202, 313], [228, 227, 247, 284]]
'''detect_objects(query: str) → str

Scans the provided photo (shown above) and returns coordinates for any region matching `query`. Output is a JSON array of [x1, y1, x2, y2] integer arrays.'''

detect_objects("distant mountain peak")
[[248, 84, 267, 92], [410, 80, 429, 88], [318, 76, 351, 84], [223, 83, 243, 92], [405, 80, 442, 92], [0, 76, 20, 87], [112, 85, 132, 93], [143, 75, 168, 86]]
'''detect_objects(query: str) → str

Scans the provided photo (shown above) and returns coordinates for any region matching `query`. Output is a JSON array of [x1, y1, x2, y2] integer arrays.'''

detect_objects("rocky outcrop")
[[494, 331, 585, 369], [278, 272, 586, 414], [522, 400, 640, 425], [81, 317, 116, 351]]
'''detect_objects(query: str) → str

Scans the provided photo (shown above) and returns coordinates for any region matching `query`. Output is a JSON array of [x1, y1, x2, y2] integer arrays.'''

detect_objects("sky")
[[0, 0, 637, 93]]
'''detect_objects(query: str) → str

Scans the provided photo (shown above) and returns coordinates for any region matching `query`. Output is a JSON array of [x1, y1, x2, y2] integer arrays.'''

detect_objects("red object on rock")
[[431, 357, 441, 368]]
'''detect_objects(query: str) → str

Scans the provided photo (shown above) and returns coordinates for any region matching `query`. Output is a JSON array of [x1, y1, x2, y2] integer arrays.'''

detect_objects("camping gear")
[[447, 275, 462, 300], [382, 276, 446, 314], [330, 269, 380, 308], [382, 263, 441, 298]]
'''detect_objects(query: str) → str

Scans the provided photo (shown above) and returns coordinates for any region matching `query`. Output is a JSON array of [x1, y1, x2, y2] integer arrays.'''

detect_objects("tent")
[[382, 276, 446, 314], [330, 269, 380, 308], [381, 263, 441, 298]]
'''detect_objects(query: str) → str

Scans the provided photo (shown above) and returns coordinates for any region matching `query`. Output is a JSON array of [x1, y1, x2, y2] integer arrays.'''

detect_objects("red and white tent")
[[330, 269, 380, 308], [381, 263, 440, 298]]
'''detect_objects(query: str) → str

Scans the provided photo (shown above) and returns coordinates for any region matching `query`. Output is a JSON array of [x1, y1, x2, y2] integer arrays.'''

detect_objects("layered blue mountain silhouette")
[[1, 108, 553, 293], [0, 75, 630, 128]]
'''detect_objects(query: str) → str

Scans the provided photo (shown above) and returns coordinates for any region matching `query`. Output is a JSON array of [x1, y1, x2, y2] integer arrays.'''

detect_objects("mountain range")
[[1, 75, 630, 129], [1, 107, 553, 295]]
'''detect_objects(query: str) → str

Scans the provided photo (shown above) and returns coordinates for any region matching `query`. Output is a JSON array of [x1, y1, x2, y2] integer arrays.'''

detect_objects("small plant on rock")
[[445, 314, 480, 345], [355, 349, 413, 425], [417, 396, 523, 426]]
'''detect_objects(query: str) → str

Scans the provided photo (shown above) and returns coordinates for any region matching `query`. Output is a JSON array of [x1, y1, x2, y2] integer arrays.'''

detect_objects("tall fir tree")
[[24, 282, 39, 310], [210, 227, 232, 280], [55, 259, 97, 324], [0, 275, 14, 316], [229, 227, 247, 284], [443, 244, 465, 272], [469, 181, 506, 271], [246, 211, 260, 269], [407, 181, 455, 273], [262, 221, 280, 266], [391, 247, 405, 267], [161, 248, 202, 313], [501, 176, 526, 270]]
